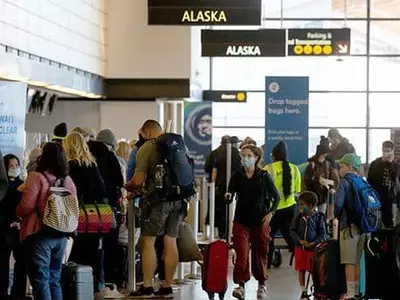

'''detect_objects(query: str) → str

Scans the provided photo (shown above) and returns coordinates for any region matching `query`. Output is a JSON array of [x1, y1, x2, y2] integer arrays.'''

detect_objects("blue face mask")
[[242, 157, 256, 168], [300, 206, 311, 215]]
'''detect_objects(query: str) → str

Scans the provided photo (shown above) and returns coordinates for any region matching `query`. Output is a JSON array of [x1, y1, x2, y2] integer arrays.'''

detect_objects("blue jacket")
[[290, 211, 327, 246], [126, 146, 139, 181], [334, 173, 359, 230]]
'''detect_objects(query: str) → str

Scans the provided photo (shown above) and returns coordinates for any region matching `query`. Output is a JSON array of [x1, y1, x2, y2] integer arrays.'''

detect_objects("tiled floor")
[[115, 252, 303, 299]]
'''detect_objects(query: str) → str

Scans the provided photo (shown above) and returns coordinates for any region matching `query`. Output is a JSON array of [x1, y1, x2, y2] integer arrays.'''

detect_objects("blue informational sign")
[[184, 101, 212, 176], [0, 81, 27, 161], [265, 76, 309, 165]]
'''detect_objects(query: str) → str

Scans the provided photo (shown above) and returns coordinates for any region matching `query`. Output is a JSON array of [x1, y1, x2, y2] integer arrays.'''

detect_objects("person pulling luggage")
[[225, 145, 280, 300]]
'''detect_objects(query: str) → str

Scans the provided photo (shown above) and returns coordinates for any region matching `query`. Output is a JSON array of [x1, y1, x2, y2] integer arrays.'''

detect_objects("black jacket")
[[68, 160, 108, 205], [0, 178, 23, 233], [228, 168, 280, 227], [88, 140, 123, 208]]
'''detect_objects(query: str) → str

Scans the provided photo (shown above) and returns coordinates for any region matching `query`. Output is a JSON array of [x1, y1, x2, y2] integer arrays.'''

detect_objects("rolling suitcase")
[[201, 203, 230, 300], [311, 240, 346, 300], [62, 262, 94, 300]]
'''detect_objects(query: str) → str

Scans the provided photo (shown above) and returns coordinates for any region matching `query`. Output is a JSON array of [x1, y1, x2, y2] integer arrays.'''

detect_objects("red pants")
[[232, 221, 271, 284]]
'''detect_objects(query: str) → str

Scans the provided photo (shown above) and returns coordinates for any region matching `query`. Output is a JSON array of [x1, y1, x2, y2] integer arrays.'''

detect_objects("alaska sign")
[[148, 0, 262, 26], [202, 30, 286, 57]]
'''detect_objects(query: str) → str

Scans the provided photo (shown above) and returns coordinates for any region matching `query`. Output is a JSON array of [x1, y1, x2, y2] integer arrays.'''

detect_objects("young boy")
[[290, 191, 328, 300]]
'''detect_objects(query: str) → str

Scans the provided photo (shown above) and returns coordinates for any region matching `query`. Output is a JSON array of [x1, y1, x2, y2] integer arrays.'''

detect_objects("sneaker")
[[103, 284, 125, 299], [154, 286, 174, 299], [299, 290, 309, 300], [129, 285, 155, 298], [232, 286, 245, 299], [257, 285, 268, 299], [340, 295, 359, 300]]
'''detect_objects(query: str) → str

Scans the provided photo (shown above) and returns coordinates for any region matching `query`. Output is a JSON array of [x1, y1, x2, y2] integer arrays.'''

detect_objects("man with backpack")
[[127, 119, 195, 299], [335, 153, 381, 300]]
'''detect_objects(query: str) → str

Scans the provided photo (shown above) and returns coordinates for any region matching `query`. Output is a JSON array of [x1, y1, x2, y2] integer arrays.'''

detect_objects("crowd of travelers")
[[0, 121, 398, 300], [206, 129, 400, 300]]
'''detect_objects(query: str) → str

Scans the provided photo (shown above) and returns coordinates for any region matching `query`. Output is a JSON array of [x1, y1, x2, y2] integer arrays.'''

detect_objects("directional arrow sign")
[[338, 43, 348, 54]]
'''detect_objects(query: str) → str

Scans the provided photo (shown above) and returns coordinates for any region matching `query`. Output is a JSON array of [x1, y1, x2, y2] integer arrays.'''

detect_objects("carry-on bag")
[[77, 203, 115, 234], [61, 262, 94, 300], [201, 202, 230, 300], [360, 227, 400, 299], [311, 239, 346, 300]]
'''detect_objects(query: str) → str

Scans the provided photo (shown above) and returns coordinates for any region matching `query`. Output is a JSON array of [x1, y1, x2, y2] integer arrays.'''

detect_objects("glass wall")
[[206, 0, 400, 163]]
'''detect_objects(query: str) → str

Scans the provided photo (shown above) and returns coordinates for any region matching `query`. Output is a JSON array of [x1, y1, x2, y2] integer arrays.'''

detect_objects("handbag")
[[77, 190, 115, 234]]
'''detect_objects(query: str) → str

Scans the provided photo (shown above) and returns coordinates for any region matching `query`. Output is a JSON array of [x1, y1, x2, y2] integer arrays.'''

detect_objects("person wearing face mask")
[[225, 145, 280, 300], [367, 140, 400, 228], [290, 191, 327, 300], [0, 154, 27, 299]]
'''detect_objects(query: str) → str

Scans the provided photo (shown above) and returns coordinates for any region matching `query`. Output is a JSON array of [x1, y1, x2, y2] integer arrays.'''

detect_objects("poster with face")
[[184, 101, 212, 176]]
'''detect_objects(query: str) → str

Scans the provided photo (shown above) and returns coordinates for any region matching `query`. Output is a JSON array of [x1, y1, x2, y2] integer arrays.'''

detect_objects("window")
[[371, 0, 400, 18], [370, 21, 400, 55], [262, 0, 367, 18], [212, 56, 367, 91], [369, 57, 400, 91], [369, 93, 400, 127], [309, 92, 367, 127], [212, 93, 265, 127], [368, 129, 391, 163], [309, 129, 367, 162], [212, 128, 266, 149]]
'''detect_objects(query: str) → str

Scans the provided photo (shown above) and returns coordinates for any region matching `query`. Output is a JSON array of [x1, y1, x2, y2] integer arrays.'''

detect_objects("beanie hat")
[[53, 122, 68, 138], [272, 141, 288, 161], [316, 144, 331, 156], [96, 129, 118, 150]]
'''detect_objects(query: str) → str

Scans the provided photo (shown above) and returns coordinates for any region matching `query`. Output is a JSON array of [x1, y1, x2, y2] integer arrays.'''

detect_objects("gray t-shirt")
[[135, 140, 159, 199]]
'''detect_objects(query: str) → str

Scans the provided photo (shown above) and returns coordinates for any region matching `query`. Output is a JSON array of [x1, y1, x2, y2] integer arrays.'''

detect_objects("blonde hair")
[[116, 141, 131, 162], [71, 126, 89, 139], [63, 132, 96, 167]]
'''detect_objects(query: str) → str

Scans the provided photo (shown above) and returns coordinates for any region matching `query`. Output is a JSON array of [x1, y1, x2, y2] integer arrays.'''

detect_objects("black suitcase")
[[62, 262, 94, 300], [311, 240, 346, 300]]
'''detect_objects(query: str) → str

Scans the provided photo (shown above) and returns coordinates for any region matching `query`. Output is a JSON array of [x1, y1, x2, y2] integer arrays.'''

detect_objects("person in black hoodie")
[[0, 154, 27, 300], [368, 140, 400, 228], [226, 145, 280, 300]]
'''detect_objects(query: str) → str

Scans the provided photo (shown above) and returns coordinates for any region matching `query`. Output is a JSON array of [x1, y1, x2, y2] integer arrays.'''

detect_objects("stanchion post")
[[226, 142, 233, 240], [186, 193, 201, 279], [128, 199, 136, 292], [201, 176, 208, 237], [209, 183, 215, 243]]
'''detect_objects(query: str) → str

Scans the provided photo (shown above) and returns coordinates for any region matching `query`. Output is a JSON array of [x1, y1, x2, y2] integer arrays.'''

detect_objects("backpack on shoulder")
[[42, 176, 79, 233], [345, 173, 382, 234], [155, 133, 196, 201]]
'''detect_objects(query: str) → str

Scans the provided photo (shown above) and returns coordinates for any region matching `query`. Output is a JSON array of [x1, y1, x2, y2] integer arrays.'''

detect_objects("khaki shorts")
[[141, 200, 186, 238], [339, 224, 366, 265]]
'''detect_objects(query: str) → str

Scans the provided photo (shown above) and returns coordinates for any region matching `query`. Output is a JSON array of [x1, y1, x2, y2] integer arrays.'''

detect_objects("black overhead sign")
[[148, 0, 261, 26], [201, 30, 286, 57], [288, 28, 351, 56], [203, 90, 247, 103]]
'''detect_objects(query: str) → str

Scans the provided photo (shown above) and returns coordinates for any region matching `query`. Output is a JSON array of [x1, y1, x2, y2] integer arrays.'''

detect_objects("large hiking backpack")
[[345, 173, 382, 234], [156, 133, 196, 201], [42, 176, 79, 233]]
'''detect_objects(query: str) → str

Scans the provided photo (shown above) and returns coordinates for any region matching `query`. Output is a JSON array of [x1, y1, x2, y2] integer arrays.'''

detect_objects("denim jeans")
[[26, 235, 67, 300]]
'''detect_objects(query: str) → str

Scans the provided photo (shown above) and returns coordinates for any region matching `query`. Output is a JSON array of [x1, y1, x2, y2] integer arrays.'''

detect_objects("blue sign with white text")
[[265, 76, 309, 165]]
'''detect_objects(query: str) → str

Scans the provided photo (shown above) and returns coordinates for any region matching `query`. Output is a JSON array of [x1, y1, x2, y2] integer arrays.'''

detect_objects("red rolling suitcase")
[[201, 202, 230, 300], [201, 240, 230, 300]]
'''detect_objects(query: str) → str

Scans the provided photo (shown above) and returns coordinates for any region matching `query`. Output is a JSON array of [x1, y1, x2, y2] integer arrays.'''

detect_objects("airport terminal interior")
[[1, 0, 400, 299]]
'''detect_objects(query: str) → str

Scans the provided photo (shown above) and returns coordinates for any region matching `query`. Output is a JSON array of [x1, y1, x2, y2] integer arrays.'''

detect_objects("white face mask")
[[8, 167, 21, 178]]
